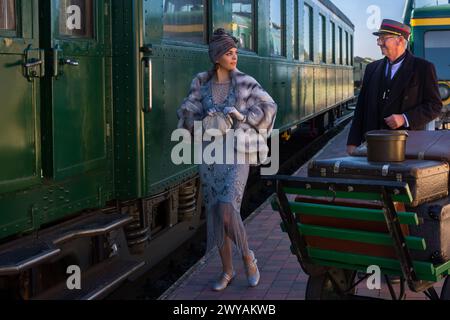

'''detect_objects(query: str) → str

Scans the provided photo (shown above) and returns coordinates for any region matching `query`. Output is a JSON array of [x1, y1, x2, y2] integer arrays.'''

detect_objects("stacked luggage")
[[306, 130, 450, 264]]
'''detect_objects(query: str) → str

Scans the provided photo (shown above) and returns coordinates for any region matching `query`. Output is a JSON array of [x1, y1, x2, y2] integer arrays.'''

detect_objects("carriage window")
[[425, 30, 450, 80], [293, 0, 299, 59], [330, 21, 336, 64], [0, 0, 16, 31], [163, 0, 206, 44], [303, 4, 313, 61], [269, 0, 284, 56], [337, 26, 342, 65], [231, 0, 254, 51], [319, 14, 326, 63], [59, 0, 94, 38], [350, 35, 354, 66], [345, 31, 349, 65]]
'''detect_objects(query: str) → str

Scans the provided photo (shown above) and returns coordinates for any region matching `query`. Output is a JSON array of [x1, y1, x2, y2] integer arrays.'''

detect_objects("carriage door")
[[0, 1, 42, 194], [42, 0, 108, 182]]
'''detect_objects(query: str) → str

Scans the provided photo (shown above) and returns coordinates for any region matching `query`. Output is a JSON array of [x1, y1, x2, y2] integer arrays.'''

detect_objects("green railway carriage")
[[0, 0, 354, 299], [404, 0, 450, 126]]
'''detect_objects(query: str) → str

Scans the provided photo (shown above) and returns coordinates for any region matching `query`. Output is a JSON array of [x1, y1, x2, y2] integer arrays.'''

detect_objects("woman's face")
[[216, 48, 238, 71]]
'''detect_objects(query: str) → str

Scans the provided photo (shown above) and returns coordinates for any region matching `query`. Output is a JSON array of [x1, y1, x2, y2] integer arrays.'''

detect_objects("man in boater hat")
[[347, 19, 442, 155]]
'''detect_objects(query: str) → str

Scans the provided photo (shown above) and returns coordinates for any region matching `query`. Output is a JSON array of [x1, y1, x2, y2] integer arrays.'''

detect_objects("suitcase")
[[308, 157, 449, 207], [410, 196, 450, 264], [352, 130, 450, 163]]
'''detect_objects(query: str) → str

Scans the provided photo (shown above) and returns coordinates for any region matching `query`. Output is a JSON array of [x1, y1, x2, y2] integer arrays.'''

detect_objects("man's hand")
[[384, 114, 406, 130], [347, 145, 357, 155]]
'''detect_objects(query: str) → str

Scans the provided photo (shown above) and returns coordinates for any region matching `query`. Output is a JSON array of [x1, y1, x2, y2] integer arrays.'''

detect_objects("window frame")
[[345, 30, 349, 65], [303, 3, 313, 62], [161, 0, 209, 46], [231, 0, 256, 53], [269, 0, 286, 57], [330, 20, 336, 64], [0, 0, 19, 37], [338, 26, 343, 65], [350, 34, 354, 66], [319, 13, 326, 63], [293, 0, 299, 60]]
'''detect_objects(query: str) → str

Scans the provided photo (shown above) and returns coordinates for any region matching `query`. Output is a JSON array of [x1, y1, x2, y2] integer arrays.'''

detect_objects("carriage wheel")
[[305, 268, 356, 300], [440, 276, 450, 300]]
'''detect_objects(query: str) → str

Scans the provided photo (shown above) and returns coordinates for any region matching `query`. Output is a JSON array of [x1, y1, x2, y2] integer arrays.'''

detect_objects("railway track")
[[107, 108, 355, 300]]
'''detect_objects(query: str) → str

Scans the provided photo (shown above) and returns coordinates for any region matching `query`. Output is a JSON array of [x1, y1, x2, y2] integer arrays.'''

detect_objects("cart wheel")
[[305, 268, 355, 300], [440, 276, 450, 300]]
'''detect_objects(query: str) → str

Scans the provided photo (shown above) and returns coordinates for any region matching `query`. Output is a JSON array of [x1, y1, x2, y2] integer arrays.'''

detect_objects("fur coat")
[[177, 69, 278, 137]]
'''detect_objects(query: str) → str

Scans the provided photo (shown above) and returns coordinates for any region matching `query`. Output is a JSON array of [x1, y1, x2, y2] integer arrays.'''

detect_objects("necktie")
[[386, 62, 393, 86]]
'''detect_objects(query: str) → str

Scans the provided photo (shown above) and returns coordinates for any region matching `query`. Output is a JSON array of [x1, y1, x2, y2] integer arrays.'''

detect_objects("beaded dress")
[[199, 78, 251, 256]]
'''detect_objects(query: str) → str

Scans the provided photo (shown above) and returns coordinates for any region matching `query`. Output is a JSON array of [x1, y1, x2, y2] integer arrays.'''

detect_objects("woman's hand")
[[224, 107, 245, 121]]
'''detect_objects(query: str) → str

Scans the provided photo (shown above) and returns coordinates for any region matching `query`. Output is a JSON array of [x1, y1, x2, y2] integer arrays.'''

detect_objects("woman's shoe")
[[212, 271, 236, 292], [244, 251, 260, 287]]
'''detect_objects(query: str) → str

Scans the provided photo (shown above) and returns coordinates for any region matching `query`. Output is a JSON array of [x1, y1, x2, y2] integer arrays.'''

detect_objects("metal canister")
[[366, 130, 409, 162]]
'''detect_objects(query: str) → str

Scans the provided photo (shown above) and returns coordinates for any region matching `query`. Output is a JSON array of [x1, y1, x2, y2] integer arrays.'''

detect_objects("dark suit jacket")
[[347, 50, 443, 146]]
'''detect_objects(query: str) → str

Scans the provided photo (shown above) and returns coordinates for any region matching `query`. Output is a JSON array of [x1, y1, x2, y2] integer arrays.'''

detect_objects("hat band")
[[382, 23, 410, 34], [379, 29, 402, 36]]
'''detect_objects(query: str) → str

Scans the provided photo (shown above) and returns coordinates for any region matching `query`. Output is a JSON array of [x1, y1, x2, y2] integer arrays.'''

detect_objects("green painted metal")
[[434, 260, 450, 277], [0, 0, 114, 240], [408, 4, 450, 84], [272, 200, 418, 226], [114, 0, 355, 198], [0, 1, 41, 195], [284, 187, 413, 204], [308, 247, 435, 277], [41, 0, 109, 181], [289, 201, 419, 225], [0, 0, 355, 242], [298, 224, 426, 251], [413, 4, 450, 18], [309, 258, 442, 282]]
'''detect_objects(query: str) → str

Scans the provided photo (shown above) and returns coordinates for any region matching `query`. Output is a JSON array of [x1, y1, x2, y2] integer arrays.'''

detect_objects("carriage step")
[[0, 212, 133, 276], [49, 213, 133, 245], [0, 241, 60, 276], [33, 258, 145, 300]]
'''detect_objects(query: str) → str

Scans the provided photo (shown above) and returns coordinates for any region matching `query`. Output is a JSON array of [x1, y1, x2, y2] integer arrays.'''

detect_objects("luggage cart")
[[265, 175, 450, 300]]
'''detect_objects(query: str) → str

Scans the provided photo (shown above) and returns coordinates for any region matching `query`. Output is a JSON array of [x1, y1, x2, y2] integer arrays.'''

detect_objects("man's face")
[[377, 35, 401, 57]]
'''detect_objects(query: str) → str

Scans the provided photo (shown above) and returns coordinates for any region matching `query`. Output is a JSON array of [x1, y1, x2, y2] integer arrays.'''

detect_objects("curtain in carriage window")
[[0, 0, 16, 31], [58, 0, 94, 38]]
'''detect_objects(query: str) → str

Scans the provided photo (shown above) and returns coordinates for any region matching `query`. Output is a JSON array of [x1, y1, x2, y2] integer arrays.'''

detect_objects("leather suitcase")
[[352, 131, 450, 163], [409, 196, 450, 264], [308, 157, 449, 207]]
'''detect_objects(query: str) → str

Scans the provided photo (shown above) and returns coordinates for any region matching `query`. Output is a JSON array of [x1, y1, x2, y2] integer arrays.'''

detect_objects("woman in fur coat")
[[177, 29, 277, 291]]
